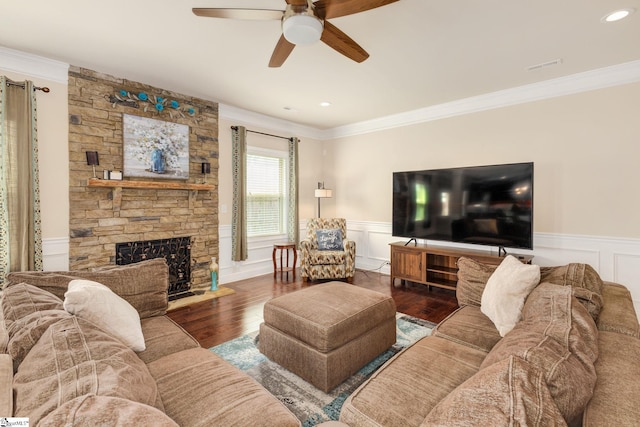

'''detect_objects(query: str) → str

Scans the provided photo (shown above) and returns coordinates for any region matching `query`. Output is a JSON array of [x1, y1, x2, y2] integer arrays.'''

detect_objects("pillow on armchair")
[[316, 229, 344, 251]]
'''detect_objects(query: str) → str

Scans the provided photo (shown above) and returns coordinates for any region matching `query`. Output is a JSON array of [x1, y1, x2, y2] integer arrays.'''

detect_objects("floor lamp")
[[314, 182, 332, 218]]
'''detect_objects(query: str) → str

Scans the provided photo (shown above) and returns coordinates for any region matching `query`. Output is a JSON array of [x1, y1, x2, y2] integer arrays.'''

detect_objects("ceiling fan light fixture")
[[283, 13, 323, 45]]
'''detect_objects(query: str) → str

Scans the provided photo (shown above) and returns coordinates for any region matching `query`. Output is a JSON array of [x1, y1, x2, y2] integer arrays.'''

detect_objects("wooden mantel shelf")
[[87, 178, 214, 191]]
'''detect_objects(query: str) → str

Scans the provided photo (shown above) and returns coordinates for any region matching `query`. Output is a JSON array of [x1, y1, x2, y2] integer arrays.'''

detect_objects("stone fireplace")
[[67, 66, 219, 293]]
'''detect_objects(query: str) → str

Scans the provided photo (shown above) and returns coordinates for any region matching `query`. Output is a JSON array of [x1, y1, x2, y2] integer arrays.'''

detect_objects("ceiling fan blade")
[[269, 35, 296, 68], [314, 0, 399, 19], [320, 21, 369, 63], [192, 8, 283, 20]]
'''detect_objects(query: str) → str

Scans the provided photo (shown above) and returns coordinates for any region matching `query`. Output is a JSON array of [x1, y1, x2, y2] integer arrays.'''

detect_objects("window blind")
[[246, 153, 287, 237]]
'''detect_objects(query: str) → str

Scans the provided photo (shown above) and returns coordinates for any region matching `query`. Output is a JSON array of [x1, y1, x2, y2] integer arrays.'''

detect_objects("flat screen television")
[[392, 162, 533, 251]]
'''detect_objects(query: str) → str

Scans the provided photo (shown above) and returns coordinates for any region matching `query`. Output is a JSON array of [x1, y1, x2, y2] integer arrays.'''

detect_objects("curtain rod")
[[6, 81, 50, 93], [231, 126, 293, 142]]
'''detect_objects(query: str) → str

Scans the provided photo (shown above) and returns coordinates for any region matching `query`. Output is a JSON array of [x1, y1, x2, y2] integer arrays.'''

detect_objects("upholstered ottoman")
[[259, 281, 397, 392]]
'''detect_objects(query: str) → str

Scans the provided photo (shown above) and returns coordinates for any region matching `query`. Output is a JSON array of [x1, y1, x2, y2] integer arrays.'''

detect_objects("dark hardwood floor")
[[167, 269, 459, 348]]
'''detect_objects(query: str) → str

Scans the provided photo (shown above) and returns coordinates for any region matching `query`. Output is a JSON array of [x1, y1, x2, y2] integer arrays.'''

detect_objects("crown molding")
[[219, 103, 325, 140], [220, 60, 640, 141], [322, 60, 640, 139], [0, 45, 69, 84], [3, 46, 638, 140]]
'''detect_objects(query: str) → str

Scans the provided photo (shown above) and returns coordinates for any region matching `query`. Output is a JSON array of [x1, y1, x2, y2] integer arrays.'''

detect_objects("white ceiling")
[[1, 0, 639, 130]]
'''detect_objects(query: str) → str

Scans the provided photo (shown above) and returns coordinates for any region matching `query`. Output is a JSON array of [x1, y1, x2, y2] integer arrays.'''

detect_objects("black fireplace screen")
[[116, 236, 191, 296]]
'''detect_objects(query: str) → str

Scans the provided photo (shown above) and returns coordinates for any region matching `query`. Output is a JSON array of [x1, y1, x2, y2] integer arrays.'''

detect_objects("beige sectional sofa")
[[338, 258, 640, 427], [0, 259, 300, 426]]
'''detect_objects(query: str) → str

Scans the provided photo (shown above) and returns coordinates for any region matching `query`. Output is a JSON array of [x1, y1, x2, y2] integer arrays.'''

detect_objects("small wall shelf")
[[87, 178, 214, 191]]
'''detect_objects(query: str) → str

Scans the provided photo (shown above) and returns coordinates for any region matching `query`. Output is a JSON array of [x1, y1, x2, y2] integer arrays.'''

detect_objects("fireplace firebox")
[[116, 236, 192, 298]]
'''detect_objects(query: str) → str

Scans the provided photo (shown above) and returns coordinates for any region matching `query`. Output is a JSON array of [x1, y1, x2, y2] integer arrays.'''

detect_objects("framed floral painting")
[[123, 114, 189, 180]]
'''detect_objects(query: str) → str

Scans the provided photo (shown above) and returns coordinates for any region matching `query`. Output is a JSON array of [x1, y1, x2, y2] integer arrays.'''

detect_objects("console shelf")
[[389, 242, 533, 291]]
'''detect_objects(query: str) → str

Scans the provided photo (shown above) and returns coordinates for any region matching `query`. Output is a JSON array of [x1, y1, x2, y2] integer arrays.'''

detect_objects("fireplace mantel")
[[87, 178, 214, 191]]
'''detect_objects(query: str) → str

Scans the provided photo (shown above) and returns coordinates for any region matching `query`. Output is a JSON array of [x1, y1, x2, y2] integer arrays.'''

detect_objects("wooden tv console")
[[389, 242, 534, 291]]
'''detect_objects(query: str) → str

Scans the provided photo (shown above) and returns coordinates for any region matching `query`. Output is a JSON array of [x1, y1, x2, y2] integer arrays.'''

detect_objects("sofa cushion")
[[147, 347, 300, 427], [455, 257, 497, 307], [5, 258, 169, 319], [481, 283, 598, 424], [432, 305, 501, 353], [457, 258, 605, 322], [13, 316, 161, 425], [540, 262, 603, 296], [6, 310, 71, 369], [63, 279, 145, 352], [481, 255, 540, 336], [306, 250, 347, 265], [596, 282, 640, 337], [422, 355, 567, 427], [583, 331, 640, 427], [137, 315, 200, 364], [540, 263, 604, 320], [0, 354, 12, 418], [340, 335, 487, 427], [0, 309, 6, 354], [2, 282, 64, 328], [1, 283, 72, 367], [38, 395, 179, 427]]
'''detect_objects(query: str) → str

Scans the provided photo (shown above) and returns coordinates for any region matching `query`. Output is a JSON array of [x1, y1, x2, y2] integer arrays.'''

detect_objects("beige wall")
[[217, 117, 326, 225], [1, 69, 69, 240], [326, 82, 640, 239], [5, 61, 640, 245]]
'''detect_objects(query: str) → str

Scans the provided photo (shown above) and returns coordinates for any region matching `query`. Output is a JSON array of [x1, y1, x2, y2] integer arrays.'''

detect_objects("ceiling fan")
[[193, 0, 399, 67]]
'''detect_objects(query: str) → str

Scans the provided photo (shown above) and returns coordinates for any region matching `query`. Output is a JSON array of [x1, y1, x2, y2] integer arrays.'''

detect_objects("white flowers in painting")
[[123, 114, 190, 179]]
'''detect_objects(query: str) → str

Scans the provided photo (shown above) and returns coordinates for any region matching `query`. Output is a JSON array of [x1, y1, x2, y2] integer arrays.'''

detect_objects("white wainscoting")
[[43, 223, 640, 315], [42, 237, 70, 271], [346, 221, 640, 316]]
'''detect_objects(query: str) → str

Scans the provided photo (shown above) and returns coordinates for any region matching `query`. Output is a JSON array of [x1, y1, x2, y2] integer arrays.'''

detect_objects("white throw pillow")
[[480, 255, 540, 337], [63, 279, 146, 352]]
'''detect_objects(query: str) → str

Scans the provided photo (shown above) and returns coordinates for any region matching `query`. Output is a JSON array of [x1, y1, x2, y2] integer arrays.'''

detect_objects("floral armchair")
[[300, 218, 356, 282]]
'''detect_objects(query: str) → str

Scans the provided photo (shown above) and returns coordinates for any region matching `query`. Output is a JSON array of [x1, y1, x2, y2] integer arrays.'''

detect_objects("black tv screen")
[[392, 162, 533, 250]]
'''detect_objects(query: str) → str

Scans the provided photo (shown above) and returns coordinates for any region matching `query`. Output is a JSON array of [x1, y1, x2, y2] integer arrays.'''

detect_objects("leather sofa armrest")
[[0, 354, 13, 416]]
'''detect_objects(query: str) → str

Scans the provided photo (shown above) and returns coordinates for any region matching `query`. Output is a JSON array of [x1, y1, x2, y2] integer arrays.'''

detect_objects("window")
[[246, 148, 288, 237]]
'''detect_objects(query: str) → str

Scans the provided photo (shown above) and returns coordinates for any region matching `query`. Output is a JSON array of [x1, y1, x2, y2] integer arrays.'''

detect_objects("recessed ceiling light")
[[319, 102, 331, 107], [601, 8, 635, 23]]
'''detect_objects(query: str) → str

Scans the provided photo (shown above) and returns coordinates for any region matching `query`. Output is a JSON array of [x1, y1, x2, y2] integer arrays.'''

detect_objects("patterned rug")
[[210, 313, 435, 426]]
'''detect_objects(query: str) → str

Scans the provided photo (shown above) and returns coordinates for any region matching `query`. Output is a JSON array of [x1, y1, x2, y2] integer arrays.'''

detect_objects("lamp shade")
[[86, 151, 99, 166], [283, 14, 323, 45], [314, 188, 332, 198]]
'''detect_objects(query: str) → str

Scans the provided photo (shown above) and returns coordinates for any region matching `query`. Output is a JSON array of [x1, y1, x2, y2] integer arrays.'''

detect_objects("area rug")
[[210, 313, 435, 426], [167, 286, 235, 311]]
